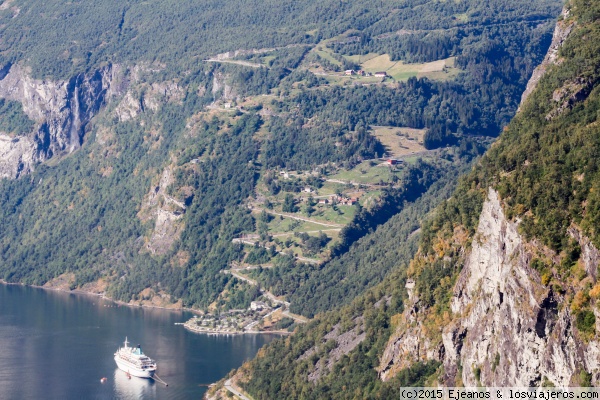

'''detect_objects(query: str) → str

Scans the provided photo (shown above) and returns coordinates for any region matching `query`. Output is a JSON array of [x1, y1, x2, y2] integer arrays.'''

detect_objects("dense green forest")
[[0, 99, 34, 135], [230, 0, 600, 397], [0, 0, 562, 313], [0, 0, 377, 79], [289, 21, 553, 150], [0, 0, 558, 80]]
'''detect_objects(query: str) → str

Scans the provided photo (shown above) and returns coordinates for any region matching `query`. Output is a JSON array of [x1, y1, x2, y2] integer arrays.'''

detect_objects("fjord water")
[[0, 284, 277, 399]]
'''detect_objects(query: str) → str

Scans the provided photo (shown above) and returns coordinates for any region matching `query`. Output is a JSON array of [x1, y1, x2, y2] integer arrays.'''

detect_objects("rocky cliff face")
[[0, 133, 35, 178], [0, 61, 221, 179], [0, 63, 127, 178], [138, 165, 187, 255], [114, 76, 184, 122], [519, 7, 574, 107], [379, 189, 600, 386], [378, 2, 600, 387], [442, 189, 598, 387]]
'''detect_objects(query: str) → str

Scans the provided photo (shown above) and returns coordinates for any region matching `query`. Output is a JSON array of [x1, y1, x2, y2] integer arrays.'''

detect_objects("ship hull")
[[114, 356, 156, 378]]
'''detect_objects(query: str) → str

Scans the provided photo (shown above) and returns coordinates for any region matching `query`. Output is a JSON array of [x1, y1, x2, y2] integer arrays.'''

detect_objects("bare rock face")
[[0, 63, 127, 178], [114, 91, 143, 122], [378, 6, 600, 385], [569, 226, 600, 281], [138, 166, 186, 255], [0, 134, 36, 178], [212, 72, 237, 101], [443, 189, 582, 387], [114, 79, 183, 121], [297, 318, 367, 383], [519, 7, 574, 108], [144, 81, 184, 111], [379, 188, 600, 387], [546, 77, 595, 120], [378, 306, 438, 381]]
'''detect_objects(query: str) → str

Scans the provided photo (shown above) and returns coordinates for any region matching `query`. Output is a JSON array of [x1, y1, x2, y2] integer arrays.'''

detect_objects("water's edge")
[[0, 279, 201, 314], [0, 283, 278, 399]]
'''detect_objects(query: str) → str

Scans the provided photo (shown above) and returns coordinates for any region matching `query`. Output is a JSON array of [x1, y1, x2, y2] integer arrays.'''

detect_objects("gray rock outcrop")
[[138, 166, 186, 255], [0, 134, 35, 178], [519, 7, 574, 108], [442, 189, 585, 387], [0, 63, 127, 178], [378, 188, 600, 386]]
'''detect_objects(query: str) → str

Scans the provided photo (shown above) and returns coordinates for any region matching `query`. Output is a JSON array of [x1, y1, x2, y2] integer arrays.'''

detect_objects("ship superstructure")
[[114, 337, 157, 378]]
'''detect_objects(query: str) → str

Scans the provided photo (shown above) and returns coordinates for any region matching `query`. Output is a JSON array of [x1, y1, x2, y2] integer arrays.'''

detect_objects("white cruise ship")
[[114, 337, 157, 378]]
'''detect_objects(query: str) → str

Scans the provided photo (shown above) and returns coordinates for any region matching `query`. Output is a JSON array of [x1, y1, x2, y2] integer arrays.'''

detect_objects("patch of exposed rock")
[[212, 72, 237, 102], [0, 134, 35, 178], [378, 307, 439, 381], [207, 44, 310, 61], [130, 287, 183, 309], [79, 278, 109, 294], [145, 81, 184, 109], [519, 7, 574, 108], [0, 0, 20, 18], [569, 226, 600, 281], [545, 77, 596, 120], [43, 272, 76, 291], [0, 63, 127, 178], [299, 318, 366, 383], [442, 189, 572, 387], [138, 166, 186, 255], [114, 91, 143, 122], [0, 59, 191, 178], [114, 79, 184, 122], [378, 188, 600, 386]]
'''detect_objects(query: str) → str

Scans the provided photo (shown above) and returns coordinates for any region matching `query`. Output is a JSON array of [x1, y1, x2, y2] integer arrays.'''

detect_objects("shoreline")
[[0, 280, 295, 335], [0, 279, 202, 315]]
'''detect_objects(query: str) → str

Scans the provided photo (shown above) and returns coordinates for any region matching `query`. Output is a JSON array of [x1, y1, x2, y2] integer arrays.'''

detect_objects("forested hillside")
[[0, 0, 561, 317], [215, 0, 600, 397]]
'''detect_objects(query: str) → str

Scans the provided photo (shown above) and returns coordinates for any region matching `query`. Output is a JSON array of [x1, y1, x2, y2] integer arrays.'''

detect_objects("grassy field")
[[312, 204, 356, 225], [261, 55, 277, 66], [314, 46, 342, 66], [359, 190, 382, 208], [237, 94, 278, 109], [417, 57, 461, 80], [328, 160, 403, 184], [400, 155, 424, 165], [266, 215, 339, 234], [371, 126, 426, 157], [359, 54, 461, 81], [324, 75, 383, 86], [317, 181, 349, 196], [266, 215, 298, 233]]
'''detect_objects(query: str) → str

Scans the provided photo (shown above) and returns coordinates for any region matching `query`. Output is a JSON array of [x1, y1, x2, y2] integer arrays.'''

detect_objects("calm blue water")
[[0, 284, 277, 399]]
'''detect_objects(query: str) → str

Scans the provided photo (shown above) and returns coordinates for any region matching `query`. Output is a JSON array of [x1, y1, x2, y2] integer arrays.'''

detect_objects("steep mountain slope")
[[215, 0, 600, 397], [389, 0, 600, 385], [0, 0, 561, 314]]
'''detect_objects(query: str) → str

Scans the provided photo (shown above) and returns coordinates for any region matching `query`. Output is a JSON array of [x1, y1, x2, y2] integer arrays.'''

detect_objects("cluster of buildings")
[[183, 300, 275, 335], [250, 301, 269, 311], [345, 70, 388, 78], [297, 193, 358, 206], [321, 194, 358, 206]]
